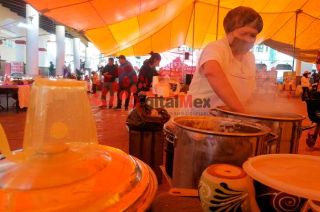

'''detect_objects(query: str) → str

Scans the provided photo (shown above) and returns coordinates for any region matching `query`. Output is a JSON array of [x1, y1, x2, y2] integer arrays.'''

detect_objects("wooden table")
[[0, 85, 31, 112], [0, 85, 19, 112]]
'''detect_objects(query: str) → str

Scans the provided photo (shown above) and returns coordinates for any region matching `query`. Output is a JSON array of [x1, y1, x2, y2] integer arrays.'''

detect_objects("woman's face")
[[229, 26, 259, 55], [154, 59, 161, 67]]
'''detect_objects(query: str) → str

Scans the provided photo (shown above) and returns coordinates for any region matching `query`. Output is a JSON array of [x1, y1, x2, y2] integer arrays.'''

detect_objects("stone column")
[[85, 44, 91, 69], [56, 25, 65, 76], [15, 44, 26, 63], [73, 38, 80, 71], [26, 4, 39, 76]]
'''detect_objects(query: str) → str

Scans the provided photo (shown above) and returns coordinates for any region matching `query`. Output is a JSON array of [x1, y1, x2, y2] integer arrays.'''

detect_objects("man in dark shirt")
[[49, 61, 55, 77], [114, 55, 137, 110], [100, 58, 118, 109]]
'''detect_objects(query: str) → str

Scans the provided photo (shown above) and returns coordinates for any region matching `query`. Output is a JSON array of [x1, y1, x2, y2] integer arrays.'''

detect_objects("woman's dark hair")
[[223, 6, 263, 33], [148, 51, 161, 65], [303, 71, 310, 77]]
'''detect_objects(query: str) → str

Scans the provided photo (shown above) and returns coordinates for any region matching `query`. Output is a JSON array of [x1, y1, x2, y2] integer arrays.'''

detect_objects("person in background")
[[98, 64, 104, 74], [301, 70, 311, 101], [91, 71, 99, 95], [134, 52, 161, 105], [80, 59, 85, 72], [310, 70, 316, 84], [63, 63, 71, 78], [49, 61, 55, 77], [188, 6, 263, 114], [114, 55, 137, 110], [75, 70, 81, 80], [100, 58, 118, 109], [84, 75, 90, 93], [67, 64, 72, 78], [115, 61, 119, 69]]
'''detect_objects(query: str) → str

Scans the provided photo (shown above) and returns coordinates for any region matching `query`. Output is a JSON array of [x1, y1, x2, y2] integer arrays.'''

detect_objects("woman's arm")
[[202, 60, 245, 112]]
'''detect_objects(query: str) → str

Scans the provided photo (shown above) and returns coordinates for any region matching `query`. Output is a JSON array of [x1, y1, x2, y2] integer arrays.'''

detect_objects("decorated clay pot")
[[308, 200, 320, 211], [198, 164, 253, 212], [254, 181, 307, 212], [243, 154, 319, 212]]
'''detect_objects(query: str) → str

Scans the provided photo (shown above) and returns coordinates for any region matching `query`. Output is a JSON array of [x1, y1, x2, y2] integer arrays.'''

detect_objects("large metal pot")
[[212, 106, 306, 154], [167, 116, 272, 189]]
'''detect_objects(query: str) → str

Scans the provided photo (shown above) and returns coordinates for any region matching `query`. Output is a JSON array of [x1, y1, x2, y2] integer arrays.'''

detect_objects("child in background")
[[91, 71, 99, 95]]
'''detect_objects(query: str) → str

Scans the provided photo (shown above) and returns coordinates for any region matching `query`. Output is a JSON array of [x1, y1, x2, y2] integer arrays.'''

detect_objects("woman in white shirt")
[[301, 71, 311, 100], [188, 6, 263, 114]]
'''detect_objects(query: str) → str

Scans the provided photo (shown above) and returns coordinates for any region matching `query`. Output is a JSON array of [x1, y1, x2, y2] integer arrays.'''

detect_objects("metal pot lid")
[[243, 154, 320, 201], [212, 106, 305, 121], [0, 144, 157, 211], [172, 116, 271, 137]]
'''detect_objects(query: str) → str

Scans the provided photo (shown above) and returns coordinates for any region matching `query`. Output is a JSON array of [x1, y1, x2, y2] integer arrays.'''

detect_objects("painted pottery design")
[[199, 164, 251, 212], [308, 200, 320, 211], [254, 181, 307, 212]]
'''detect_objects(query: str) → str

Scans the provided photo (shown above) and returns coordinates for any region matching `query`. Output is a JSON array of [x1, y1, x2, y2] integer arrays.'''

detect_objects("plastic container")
[[243, 154, 320, 211], [0, 78, 158, 211]]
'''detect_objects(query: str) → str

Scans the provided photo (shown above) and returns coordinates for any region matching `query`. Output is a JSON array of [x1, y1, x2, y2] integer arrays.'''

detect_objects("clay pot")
[[308, 200, 320, 211], [198, 164, 253, 212]]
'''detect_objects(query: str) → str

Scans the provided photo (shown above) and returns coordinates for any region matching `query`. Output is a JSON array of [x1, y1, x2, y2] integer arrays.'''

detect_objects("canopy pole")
[[191, 1, 196, 68], [215, 0, 221, 40], [292, 9, 302, 72]]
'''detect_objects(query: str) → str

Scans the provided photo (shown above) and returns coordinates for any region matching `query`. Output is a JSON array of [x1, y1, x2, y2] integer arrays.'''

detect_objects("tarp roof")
[[26, 0, 320, 62]]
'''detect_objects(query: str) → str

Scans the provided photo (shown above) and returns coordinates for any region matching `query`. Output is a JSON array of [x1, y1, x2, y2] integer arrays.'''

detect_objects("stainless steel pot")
[[166, 116, 273, 189], [212, 106, 306, 154]]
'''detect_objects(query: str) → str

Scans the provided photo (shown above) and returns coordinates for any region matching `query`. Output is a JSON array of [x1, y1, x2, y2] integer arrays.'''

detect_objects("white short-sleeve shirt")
[[301, 76, 310, 88], [188, 37, 256, 111]]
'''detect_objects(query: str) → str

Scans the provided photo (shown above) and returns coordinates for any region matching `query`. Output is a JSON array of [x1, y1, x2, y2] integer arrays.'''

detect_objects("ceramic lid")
[[0, 145, 157, 211], [243, 154, 320, 201]]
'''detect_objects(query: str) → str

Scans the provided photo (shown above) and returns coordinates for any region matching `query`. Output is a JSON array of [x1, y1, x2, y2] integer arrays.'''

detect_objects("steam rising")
[[244, 88, 302, 116]]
